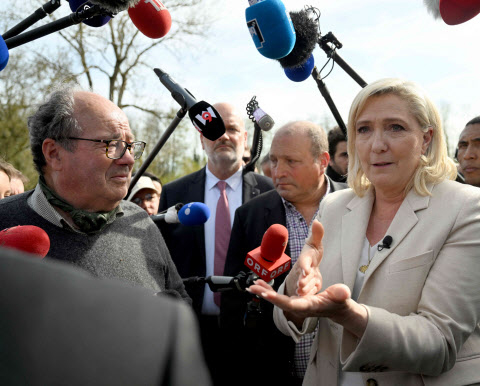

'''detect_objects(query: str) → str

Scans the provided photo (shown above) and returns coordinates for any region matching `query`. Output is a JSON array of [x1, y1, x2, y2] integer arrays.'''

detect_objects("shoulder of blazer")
[[243, 171, 274, 189], [162, 167, 206, 191], [327, 175, 348, 193], [159, 168, 206, 210], [242, 171, 274, 203], [238, 189, 282, 212]]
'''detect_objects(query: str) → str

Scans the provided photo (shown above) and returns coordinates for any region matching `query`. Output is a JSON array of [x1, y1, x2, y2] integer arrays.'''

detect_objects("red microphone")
[[0, 225, 50, 258], [128, 0, 172, 39], [440, 0, 480, 25], [244, 224, 291, 282], [424, 0, 480, 25]]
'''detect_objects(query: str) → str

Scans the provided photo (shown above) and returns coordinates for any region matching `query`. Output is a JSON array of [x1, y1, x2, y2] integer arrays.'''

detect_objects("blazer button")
[[366, 379, 378, 386]]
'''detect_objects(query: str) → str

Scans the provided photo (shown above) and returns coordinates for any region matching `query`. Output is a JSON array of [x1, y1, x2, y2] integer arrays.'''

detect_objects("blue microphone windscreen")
[[246, 0, 296, 60], [178, 202, 211, 226], [284, 54, 315, 82], [0, 36, 9, 71], [69, 0, 111, 27]]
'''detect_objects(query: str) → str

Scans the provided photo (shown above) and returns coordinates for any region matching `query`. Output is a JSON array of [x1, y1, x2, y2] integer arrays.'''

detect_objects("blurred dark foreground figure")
[[0, 246, 211, 386]]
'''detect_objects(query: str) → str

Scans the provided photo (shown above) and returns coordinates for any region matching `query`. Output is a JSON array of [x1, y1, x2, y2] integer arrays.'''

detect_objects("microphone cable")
[[245, 96, 264, 173]]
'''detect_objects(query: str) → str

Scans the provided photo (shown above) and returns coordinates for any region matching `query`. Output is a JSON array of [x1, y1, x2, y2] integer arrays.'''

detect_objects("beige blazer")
[[274, 180, 480, 386]]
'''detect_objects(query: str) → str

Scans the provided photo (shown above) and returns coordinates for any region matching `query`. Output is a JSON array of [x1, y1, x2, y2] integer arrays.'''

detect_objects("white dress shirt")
[[201, 166, 243, 315]]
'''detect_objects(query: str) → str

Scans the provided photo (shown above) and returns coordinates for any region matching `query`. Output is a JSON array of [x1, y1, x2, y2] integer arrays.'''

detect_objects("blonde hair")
[[347, 78, 457, 197]]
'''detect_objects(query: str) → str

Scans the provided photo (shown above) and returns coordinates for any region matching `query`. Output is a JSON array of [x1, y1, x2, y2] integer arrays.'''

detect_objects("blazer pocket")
[[388, 250, 434, 274]]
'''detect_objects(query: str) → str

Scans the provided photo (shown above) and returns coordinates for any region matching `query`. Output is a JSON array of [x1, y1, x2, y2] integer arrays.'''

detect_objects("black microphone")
[[377, 235, 393, 251], [278, 9, 319, 69], [182, 272, 258, 293], [4, 0, 139, 50], [2, 0, 62, 40], [153, 68, 226, 141]]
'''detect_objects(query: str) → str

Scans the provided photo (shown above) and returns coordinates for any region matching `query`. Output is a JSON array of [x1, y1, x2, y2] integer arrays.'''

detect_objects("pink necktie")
[[214, 180, 231, 306]]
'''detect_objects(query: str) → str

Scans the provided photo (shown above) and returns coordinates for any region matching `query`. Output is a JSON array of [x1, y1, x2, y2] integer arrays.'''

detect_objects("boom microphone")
[[68, 0, 111, 27], [153, 68, 226, 141], [2, 0, 62, 40], [244, 224, 291, 282], [284, 53, 315, 82], [245, 0, 296, 60], [0, 225, 50, 257], [5, 5, 113, 50], [278, 10, 319, 69], [128, 0, 172, 39]]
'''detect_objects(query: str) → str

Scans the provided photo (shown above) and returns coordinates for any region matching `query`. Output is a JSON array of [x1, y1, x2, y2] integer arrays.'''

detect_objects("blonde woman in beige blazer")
[[248, 78, 480, 385]]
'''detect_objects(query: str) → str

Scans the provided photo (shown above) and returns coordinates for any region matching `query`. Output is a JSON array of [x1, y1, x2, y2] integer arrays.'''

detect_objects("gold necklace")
[[359, 243, 373, 274]]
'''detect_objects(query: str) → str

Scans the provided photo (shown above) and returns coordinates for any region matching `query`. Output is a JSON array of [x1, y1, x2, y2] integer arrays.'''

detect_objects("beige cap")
[[128, 176, 158, 201]]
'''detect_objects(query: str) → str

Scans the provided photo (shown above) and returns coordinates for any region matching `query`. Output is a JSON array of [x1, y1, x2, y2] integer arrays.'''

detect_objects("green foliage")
[[0, 44, 76, 189], [0, 0, 211, 188]]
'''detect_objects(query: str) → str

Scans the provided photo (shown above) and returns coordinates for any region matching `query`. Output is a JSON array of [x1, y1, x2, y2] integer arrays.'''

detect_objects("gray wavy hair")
[[28, 83, 84, 174]]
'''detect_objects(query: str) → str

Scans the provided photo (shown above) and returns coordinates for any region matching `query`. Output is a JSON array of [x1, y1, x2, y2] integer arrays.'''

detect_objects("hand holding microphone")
[[248, 221, 353, 326]]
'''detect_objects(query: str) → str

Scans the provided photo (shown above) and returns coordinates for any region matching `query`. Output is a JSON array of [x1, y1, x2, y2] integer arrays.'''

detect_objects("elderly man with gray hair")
[[0, 84, 189, 302]]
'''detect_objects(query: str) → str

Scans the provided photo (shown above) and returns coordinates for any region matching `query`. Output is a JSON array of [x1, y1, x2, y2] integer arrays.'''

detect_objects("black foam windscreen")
[[189, 101, 226, 141], [89, 0, 140, 13], [278, 10, 319, 69]]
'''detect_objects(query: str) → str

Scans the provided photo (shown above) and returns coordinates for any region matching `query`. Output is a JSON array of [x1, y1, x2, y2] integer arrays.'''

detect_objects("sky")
[[3, 0, 480, 156], [151, 0, 480, 155]]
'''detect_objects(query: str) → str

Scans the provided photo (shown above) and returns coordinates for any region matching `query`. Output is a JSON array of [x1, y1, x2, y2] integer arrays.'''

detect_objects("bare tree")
[[51, 0, 210, 118], [0, 0, 213, 182]]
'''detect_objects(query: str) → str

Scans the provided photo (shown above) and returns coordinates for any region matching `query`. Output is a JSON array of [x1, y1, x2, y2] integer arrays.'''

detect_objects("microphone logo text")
[[144, 0, 167, 11], [195, 107, 217, 125], [247, 19, 264, 49]]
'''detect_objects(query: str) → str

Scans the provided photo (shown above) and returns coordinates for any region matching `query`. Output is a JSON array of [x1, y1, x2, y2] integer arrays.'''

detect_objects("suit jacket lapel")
[[242, 171, 261, 203], [341, 189, 375, 290], [362, 187, 430, 284], [192, 168, 207, 264]]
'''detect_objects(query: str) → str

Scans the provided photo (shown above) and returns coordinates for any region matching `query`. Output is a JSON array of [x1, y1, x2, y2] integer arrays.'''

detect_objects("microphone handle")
[[5, 6, 110, 50], [150, 213, 167, 222], [153, 68, 197, 110], [2, 0, 62, 40], [182, 272, 258, 292], [127, 106, 188, 196]]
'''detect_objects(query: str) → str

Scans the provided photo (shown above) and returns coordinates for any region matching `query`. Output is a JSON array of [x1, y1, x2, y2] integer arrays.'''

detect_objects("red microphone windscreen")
[[244, 224, 291, 282], [260, 224, 288, 262], [0, 225, 50, 258], [440, 0, 480, 25], [128, 0, 172, 39]]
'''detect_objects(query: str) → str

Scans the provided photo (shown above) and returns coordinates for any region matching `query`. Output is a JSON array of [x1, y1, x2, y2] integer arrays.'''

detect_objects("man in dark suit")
[[0, 247, 211, 386], [158, 102, 273, 384], [221, 121, 347, 386]]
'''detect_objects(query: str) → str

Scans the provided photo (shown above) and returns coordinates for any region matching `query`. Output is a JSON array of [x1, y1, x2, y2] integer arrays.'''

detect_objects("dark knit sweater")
[[0, 191, 190, 303]]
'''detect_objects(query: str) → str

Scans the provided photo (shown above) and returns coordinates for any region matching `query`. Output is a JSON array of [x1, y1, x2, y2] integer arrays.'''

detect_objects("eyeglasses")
[[132, 193, 158, 206], [68, 137, 146, 160]]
